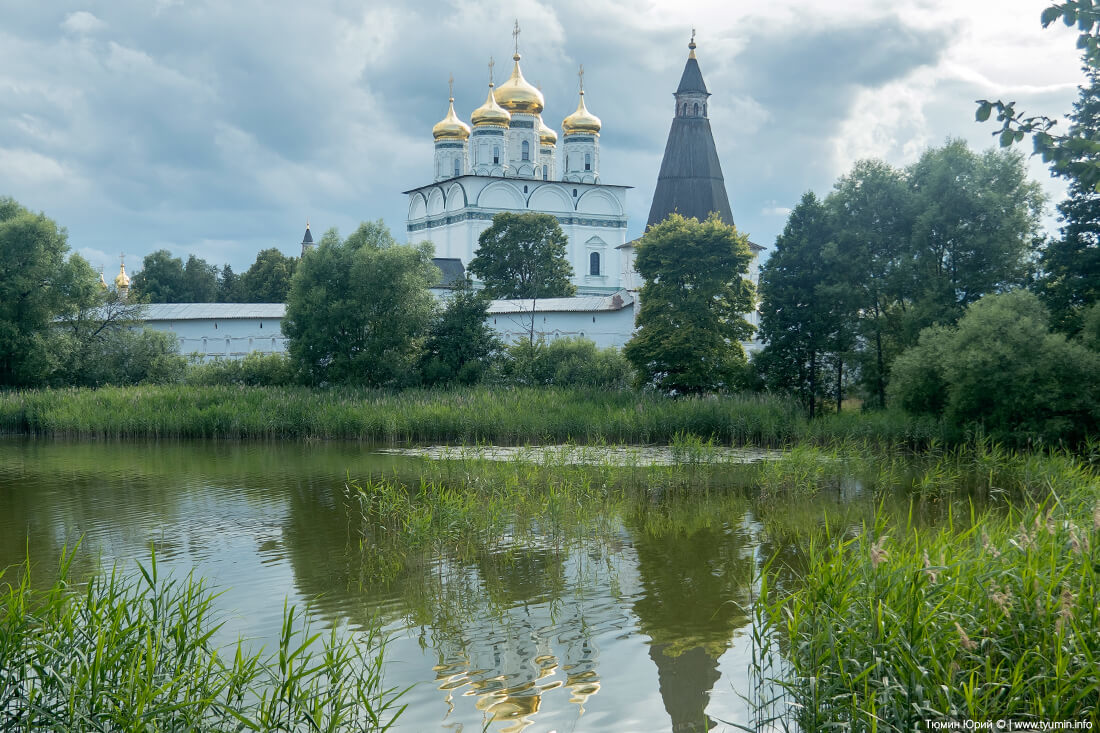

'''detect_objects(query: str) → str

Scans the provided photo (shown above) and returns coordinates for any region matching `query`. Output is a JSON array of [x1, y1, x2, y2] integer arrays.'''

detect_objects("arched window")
[[584, 152, 591, 171], [437, 159, 443, 176], [521, 140, 530, 161], [493, 146, 500, 165], [681, 102, 687, 116], [694, 102, 699, 115], [542, 165, 548, 180], [454, 158, 461, 177], [703, 103, 707, 116], [590, 251, 601, 276]]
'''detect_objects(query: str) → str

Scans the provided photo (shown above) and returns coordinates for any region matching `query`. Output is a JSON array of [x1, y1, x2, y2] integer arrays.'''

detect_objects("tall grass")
[[748, 466, 1100, 729], [1, 546, 406, 731], [0, 384, 948, 447]]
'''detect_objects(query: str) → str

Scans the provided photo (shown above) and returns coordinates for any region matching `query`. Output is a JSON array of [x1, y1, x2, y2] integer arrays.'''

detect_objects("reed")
[[0, 385, 949, 447], [748, 468, 1100, 729], [0, 546, 405, 731]]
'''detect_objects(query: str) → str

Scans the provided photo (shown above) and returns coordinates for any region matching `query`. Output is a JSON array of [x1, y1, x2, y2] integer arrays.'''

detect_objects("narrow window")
[[542, 166, 548, 180], [454, 159, 461, 177], [214, 322, 218, 330], [590, 251, 600, 276], [584, 153, 591, 171], [694, 102, 699, 115], [260, 321, 263, 329], [493, 146, 500, 164], [703, 103, 707, 116], [521, 140, 530, 161], [572, 188, 578, 197]]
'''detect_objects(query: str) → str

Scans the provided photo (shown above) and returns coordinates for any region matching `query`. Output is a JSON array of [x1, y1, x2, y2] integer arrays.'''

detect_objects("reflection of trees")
[[627, 508, 756, 732]]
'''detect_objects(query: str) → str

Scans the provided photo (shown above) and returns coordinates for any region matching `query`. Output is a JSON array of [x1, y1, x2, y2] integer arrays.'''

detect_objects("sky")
[[0, 0, 1088, 274]]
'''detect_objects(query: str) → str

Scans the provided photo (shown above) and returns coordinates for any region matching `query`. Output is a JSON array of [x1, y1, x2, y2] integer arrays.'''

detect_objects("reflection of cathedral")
[[406, 23, 631, 295]]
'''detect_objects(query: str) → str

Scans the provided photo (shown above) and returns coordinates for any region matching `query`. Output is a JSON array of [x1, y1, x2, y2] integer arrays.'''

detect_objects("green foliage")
[[1036, 65, 1100, 334], [185, 352, 297, 386], [1080, 301, 1100, 350], [496, 337, 634, 390], [132, 250, 220, 303], [239, 247, 298, 302], [888, 291, 1100, 445], [625, 213, 755, 394], [757, 192, 855, 416], [752, 478, 1100, 728], [217, 263, 242, 302], [1, 549, 405, 730], [420, 280, 500, 386], [0, 198, 101, 386], [283, 222, 437, 386], [468, 212, 575, 299]]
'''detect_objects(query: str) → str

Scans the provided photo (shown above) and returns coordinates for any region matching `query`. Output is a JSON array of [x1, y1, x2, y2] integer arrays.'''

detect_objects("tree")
[[825, 159, 912, 408], [218, 264, 242, 302], [182, 254, 218, 303], [623, 213, 755, 394], [419, 278, 500, 386], [283, 221, 437, 386], [0, 197, 100, 385], [239, 248, 298, 302], [132, 250, 185, 303], [904, 140, 1043, 334], [1034, 66, 1100, 334], [468, 213, 575, 299], [757, 192, 854, 416]]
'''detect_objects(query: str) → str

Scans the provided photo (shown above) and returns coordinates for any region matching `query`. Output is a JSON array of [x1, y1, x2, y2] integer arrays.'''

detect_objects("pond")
[[0, 437, 898, 732]]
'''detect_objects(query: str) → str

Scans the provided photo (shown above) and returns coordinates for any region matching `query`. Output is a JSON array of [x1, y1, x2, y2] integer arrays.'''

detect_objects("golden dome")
[[494, 54, 544, 115], [114, 263, 130, 288], [562, 91, 601, 135], [99, 270, 108, 289], [471, 83, 511, 127], [432, 98, 471, 141], [538, 115, 557, 146]]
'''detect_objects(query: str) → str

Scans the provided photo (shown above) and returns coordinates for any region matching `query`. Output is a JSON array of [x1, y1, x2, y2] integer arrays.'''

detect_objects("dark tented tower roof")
[[301, 225, 313, 244], [646, 44, 734, 230]]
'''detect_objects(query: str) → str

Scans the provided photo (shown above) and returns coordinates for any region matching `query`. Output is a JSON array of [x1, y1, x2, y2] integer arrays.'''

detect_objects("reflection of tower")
[[629, 520, 754, 732]]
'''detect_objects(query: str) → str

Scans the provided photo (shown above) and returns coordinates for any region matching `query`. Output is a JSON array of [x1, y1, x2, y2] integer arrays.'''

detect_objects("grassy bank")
[[0, 385, 946, 446], [0, 548, 405, 731], [750, 462, 1100, 728]]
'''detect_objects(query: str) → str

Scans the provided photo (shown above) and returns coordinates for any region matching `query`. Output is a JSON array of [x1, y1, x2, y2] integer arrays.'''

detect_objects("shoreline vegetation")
[[2, 384, 948, 447]]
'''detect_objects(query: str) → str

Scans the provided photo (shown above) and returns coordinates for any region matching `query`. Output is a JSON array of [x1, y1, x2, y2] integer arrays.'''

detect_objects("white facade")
[[406, 176, 631, 295]]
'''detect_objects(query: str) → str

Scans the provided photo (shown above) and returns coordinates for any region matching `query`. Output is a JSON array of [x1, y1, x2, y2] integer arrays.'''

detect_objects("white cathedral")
[[126, 31, 761, 358], [405, 29, 633, 296]]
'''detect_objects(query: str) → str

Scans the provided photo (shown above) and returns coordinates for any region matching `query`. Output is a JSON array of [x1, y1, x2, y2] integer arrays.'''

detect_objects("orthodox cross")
[[448, 73, 454, 100], [512, 20, 520, 56], [690, 27, 695, 45], [578, 64, 585, 93], [488, 57, 495, 84]]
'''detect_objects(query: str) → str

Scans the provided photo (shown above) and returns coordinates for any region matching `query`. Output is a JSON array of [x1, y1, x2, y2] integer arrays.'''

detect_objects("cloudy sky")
[[0, 0, 1087, 273]]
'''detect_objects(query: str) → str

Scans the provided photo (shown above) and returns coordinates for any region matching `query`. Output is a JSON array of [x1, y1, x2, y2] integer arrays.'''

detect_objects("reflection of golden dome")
[[494, 54, 544, 115], [562, 91, 601, 135], [114, 263, 130, 288], [472, 84, 511, 127], [537, 116, 557, 146], [433, 98, 471, 141]]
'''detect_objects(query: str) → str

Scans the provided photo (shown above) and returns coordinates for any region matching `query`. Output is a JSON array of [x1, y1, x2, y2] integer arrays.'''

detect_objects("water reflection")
[[1, 436, 872, 731]]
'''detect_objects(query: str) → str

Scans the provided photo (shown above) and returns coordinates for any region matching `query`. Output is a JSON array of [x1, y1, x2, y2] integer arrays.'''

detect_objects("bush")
[[496, 337, 634, 390], [56, 328, 186, 387], [185, 351, 297, 386], [888, 291, 1100, 445]]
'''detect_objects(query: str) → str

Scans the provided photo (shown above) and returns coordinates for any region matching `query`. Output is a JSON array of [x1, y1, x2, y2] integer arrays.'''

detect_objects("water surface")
[[1, 437, 868, 732]]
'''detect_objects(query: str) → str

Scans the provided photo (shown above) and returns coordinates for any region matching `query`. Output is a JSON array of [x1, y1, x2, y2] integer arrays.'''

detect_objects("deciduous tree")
[[468, 213, 575, 299], [624, 213, 754, 394], [283, 221, 437, 386]]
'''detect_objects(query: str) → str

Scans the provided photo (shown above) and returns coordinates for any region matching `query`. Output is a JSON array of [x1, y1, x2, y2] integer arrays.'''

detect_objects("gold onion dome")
[[472, 83, 511, 127], [432, 97, 471, 141], [114, 263, 130, 288], [99, 270, 108, 289], [538, 115, 557, 145], [494, 53, 544, 115], [562, 91, 601, 135]]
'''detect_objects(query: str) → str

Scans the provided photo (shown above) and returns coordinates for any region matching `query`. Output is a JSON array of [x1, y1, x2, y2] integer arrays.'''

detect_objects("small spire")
[[448, 73, 454, 101], [689, 28, 697, 59], [488, 56, 495, 86], [578, 64, 585, 95], [512, 19, 521, 60]]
